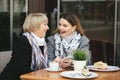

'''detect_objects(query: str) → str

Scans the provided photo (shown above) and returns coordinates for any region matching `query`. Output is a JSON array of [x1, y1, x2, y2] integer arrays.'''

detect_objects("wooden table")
[[20, 68, 120, 80]]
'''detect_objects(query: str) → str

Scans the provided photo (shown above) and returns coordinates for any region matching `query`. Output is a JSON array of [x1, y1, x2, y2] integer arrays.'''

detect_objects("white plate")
[[45, 68, 62, 72], [60, 71, 98, 79], [88, 65, 120, 71]]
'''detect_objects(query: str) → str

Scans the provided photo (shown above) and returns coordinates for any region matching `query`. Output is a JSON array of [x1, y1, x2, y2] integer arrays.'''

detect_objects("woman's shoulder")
[[13, 35, 31, 48], [81, 35, 90, 42], [46, 35, 56, 46], [46, 35, 54, 41], [18, 35, 29, 43]]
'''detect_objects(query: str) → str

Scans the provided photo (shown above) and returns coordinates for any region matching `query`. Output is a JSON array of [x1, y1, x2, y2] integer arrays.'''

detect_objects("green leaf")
[[73, 49, 88, 60]]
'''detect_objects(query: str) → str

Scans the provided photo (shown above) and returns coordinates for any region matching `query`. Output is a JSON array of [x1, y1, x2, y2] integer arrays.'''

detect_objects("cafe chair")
[[0, 51, 12, 74], [89, 39, 113, 65]]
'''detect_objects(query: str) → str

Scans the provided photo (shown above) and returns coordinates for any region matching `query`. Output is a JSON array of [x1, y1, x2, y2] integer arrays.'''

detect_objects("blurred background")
[[0, 0, 120, 66]]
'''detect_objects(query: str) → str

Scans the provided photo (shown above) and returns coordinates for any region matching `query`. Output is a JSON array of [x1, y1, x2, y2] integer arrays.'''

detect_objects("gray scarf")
[[54, 31, 81, 58]]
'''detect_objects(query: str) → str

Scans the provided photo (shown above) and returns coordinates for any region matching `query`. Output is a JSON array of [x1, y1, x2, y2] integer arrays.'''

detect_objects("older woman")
[[0, 13, 49, 80], [47, 13, 91, 68]]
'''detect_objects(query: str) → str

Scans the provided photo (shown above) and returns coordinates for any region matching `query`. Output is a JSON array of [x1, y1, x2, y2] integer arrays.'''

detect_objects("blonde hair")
[[23, 13, 48, 32]]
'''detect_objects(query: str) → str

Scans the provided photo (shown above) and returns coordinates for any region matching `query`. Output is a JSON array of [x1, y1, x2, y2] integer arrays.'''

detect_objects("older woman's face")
[[58, 18, 76, 38], [34, 22, 49, 38]]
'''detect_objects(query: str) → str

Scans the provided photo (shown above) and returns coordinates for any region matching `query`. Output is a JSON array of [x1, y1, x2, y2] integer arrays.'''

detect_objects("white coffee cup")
[[49, 62, 59, 71]]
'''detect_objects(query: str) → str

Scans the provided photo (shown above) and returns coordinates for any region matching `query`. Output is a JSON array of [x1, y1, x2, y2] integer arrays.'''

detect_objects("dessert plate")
[[60, 71, 98, 79], [45, 68, 62, 72], [88, 65, 120, 71]]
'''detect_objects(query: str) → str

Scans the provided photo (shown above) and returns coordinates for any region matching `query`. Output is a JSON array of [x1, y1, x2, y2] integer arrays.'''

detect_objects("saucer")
[[45, 68, 62, 72], [60, 71, 98, 79], [88, 65, 120, 71]]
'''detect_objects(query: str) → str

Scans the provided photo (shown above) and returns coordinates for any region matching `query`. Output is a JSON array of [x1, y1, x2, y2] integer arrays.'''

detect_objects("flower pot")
[[73, 60, 86, 71]]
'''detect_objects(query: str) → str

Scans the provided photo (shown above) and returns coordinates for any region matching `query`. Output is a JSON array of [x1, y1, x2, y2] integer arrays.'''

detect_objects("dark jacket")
[[0, 35, 33, 80]]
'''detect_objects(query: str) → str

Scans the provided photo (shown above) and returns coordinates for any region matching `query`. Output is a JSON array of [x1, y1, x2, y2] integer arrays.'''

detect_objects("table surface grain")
[[20, 68, 120, 80]]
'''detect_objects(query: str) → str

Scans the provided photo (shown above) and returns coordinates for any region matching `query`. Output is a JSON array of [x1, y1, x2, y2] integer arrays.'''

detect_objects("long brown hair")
[[53, 13, 84, 35]]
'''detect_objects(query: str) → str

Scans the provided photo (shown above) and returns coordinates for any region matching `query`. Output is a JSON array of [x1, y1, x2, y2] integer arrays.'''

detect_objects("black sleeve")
[[12, 36, 33, 74], [0, 36, 33, 80]]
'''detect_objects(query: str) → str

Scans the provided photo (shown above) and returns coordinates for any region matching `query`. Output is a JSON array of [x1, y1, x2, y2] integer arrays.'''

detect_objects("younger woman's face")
[[58, 18, 76, 38]]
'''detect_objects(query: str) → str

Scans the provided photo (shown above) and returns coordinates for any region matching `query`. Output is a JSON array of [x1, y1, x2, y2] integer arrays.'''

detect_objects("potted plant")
[[72, 49, 88, 71]]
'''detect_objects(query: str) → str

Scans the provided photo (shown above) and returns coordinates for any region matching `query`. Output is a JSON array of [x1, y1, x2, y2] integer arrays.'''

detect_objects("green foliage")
[[73, 49, 88, 60], [84, 66, 87, 69]]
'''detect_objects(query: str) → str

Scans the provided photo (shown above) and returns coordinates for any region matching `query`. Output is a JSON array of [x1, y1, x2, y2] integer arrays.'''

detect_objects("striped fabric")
[[23, 32, 48, 70]]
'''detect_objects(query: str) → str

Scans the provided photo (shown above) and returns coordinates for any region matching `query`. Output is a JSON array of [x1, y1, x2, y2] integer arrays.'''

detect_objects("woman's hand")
[[54, 56, 62, 63], [54, 56, 73, 68], [60, 57, 73, 68]]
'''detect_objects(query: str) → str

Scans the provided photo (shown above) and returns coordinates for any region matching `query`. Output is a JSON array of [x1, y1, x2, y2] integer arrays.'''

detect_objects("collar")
[[62, 31, 77, 43], [31, 32, 45, 46]]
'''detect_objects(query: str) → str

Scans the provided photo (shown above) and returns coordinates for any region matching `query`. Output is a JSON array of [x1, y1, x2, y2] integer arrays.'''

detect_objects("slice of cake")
[[94, 61, 108, 69], [82, 66, 89, 76]]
